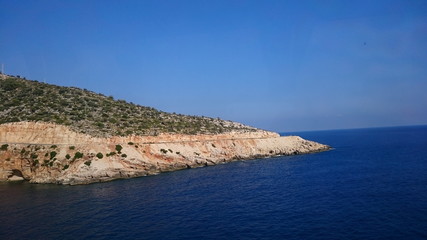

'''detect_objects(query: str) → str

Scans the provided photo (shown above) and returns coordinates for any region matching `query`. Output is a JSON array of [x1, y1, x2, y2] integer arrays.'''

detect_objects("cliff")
[[0, 76, 330, 185], [0, 122, 330, 185]]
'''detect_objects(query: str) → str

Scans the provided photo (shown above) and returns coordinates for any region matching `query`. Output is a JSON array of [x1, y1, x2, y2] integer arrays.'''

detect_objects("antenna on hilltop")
[[1, 63, 4, 80]]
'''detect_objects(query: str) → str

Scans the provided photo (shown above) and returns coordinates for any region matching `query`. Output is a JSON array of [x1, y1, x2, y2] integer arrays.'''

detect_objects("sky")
[[1, 0, 427, 132]]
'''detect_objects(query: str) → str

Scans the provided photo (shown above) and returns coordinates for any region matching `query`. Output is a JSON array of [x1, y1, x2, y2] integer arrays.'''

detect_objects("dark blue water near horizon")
[[1, 126, 427, 240]]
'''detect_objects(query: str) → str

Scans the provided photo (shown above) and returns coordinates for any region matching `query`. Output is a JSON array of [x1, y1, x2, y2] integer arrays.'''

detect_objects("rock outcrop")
[[0, 122, 330, 185]]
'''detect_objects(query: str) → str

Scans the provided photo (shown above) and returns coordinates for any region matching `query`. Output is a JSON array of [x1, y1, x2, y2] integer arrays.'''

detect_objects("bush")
[[63, 164, 69, 170], [106, 152, 116, 157], [128, 142, 134, 145], [0, 144, 8, 151], [50, 151, 57, 159], [69, 146, 75, 150], [121, 153, 127, 158], [2, 79, 23, 91], [31, 153, 38, 159], [74, 152, 83, 159], [65, 154, 71, 159], [96, 152, 103, 159], [84, 161, 91, 166], [115, 145, 123, 153], [160, 149, 168, 154]]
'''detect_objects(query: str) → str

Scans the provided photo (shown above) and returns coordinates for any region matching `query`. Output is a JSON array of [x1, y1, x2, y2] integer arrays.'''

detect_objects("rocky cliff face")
[[0, 122, 330, 185]]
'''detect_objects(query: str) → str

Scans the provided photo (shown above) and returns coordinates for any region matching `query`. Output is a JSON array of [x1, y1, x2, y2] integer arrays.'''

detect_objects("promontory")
[[0, 74, 330, 185]]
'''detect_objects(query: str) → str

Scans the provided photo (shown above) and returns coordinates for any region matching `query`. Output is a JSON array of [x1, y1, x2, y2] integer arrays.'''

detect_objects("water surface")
[[1, 126, 426, 239]]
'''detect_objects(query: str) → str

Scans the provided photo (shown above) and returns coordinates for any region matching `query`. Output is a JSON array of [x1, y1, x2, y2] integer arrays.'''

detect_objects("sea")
[[0, 125, 426, 240]]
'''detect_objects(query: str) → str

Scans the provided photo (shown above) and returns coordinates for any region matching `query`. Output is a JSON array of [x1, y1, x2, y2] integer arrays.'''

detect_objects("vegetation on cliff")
[[0, 75, 257, 137]]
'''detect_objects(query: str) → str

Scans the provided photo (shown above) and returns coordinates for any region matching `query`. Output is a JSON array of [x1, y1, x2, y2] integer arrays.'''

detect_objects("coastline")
[[0, 122, 330, 185]]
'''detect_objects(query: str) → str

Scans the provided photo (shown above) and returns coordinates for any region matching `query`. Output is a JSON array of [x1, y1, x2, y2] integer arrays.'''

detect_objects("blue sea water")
[[1, 126, 427, 240]]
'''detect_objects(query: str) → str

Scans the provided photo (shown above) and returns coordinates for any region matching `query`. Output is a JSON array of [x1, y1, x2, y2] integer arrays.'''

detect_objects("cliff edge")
[[0, 122, 330, 185], [0, 76, 330, 184]]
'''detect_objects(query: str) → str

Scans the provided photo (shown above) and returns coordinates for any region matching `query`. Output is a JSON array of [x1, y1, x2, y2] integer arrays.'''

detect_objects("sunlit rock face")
[[0, 122, 330, 185]]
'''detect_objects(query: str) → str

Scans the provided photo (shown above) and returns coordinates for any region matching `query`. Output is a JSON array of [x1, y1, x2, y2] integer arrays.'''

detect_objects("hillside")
[[0, 74, 331, 185], [0, 75, 257, 137]]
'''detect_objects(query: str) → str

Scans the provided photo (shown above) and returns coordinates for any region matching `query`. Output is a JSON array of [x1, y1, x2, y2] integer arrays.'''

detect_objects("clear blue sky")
[[1, 0, 426, 132]]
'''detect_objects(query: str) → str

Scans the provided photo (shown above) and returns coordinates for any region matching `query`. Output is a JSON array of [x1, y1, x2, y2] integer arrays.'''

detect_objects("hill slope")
[[0, 74, 331, 185], [0, 75, 257, 137]]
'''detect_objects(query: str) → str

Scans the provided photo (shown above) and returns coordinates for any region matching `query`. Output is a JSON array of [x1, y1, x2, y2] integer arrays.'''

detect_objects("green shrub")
[[65, 154, 71, 159], [74, 152, 83, 159], [69, 146, 75, 150], [160, 149, 168, 154], [115, 145, 123, 153], [0, 144, 8, 151], [96, 152, 103, 159], [84, 161, 91, 166], [50, 145, 57, 149], [2, 79, 23, 91], [63, 164, 69, 170], [106, 152, 116, 157], [128, 142, 134, 145], [121, 153, 127, 158], [50, 151, 57, 159], [31, 153, 38, 159]]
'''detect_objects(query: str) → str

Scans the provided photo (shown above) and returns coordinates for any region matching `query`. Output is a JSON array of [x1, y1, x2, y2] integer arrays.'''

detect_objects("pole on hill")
[[1, 64, 4, 80]]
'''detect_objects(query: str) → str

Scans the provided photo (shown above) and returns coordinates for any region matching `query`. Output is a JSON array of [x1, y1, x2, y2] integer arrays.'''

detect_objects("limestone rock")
[[0, 122, 330, 185]]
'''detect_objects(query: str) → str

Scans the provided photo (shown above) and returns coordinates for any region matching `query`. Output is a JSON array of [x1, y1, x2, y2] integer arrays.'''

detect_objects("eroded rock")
[[0, 122, 330, 185]]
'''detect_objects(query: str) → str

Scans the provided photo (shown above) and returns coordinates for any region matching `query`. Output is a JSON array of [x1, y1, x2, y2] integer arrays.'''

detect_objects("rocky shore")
[[0, 122, 330, 185]]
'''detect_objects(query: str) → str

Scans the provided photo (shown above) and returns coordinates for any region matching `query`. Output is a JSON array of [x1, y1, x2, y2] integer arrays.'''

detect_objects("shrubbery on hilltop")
[[0, 76, 257, 137]]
